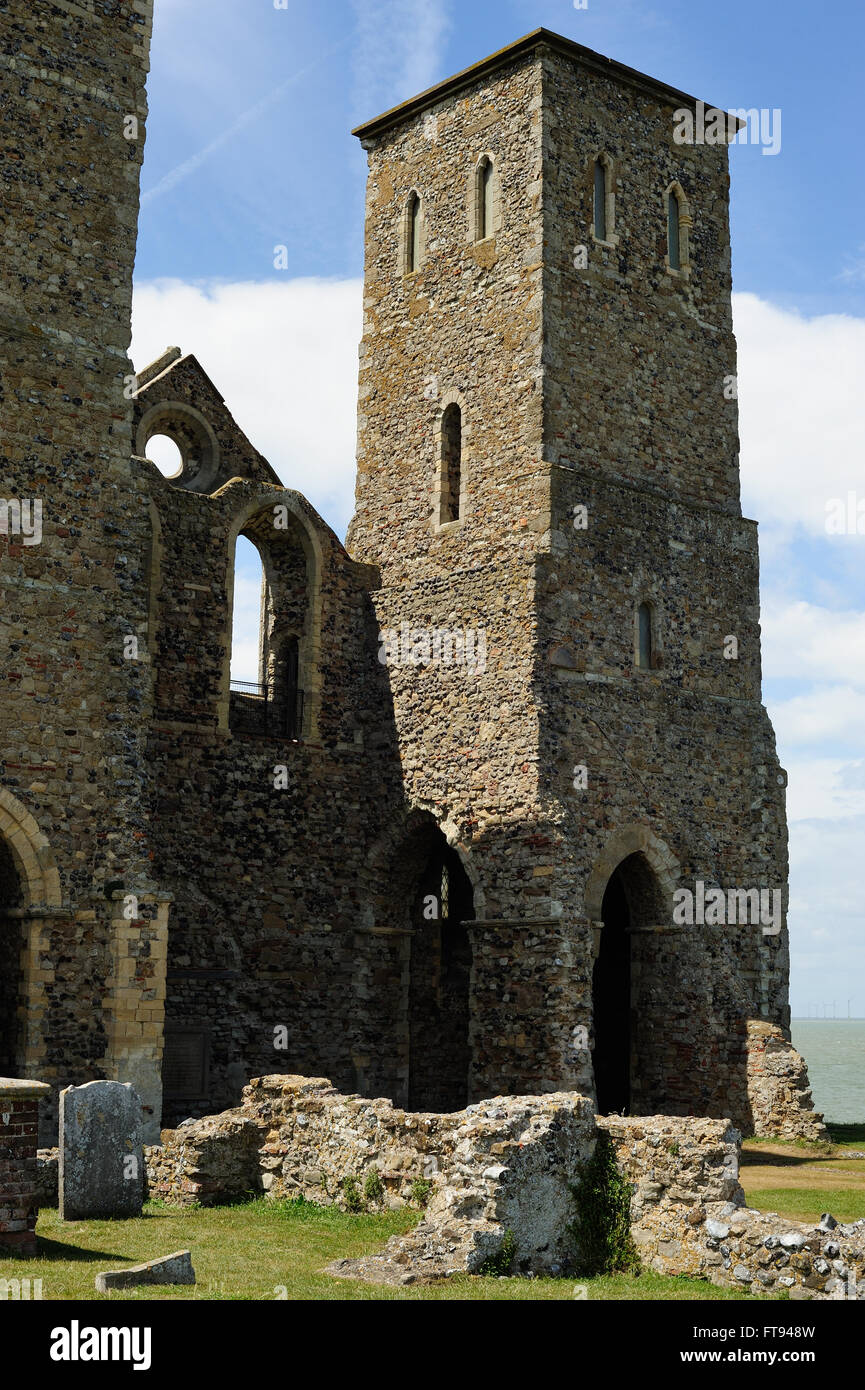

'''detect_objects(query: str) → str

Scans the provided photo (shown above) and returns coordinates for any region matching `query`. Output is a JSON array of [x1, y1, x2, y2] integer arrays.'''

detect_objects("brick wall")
[[0, 1079, 49, 1256]]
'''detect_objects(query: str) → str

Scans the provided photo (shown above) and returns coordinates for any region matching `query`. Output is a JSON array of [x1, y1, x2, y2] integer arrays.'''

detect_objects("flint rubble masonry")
[[0, 9, 822, 1144], [140, 1075, 864, 1296]]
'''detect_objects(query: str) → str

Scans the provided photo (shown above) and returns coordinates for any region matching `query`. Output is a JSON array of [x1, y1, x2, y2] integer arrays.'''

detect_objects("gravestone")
[[59, 1080, 143, 1220], [95, 1250, 195, 1291]]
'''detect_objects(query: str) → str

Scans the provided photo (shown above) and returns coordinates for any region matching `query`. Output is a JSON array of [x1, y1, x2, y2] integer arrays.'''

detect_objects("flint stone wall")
[[145, 1075, 596, 1275], [746, 1021, 826, 1141], [141, 1077, 862, 1295], [600, 1115, 865, 1300]]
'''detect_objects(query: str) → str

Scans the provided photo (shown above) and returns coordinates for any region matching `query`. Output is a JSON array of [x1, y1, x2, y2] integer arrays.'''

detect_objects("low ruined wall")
[[144, 1075, 597, 1276], [601, 1115, 865, 1300], [746, 1021, 827, 1141], [144, 1111, 262, 1207], [0, 1079, 51, 1256], [325, 1088, 597, 1281], [250, 1075, 464, 1208], [43, 1073, 856, 1297]]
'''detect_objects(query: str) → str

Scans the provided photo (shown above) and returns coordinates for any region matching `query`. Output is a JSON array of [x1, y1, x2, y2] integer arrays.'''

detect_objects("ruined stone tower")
[[0, 1, 164, 1138], [348, 30, 820, 1133], [0, 9, 822, 1140]]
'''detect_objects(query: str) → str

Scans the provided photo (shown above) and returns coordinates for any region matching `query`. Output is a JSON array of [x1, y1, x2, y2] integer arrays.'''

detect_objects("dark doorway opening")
[[592, 867, 632, 1115], [0, 836, 24, 1076], [408, 832, 473, 1112]]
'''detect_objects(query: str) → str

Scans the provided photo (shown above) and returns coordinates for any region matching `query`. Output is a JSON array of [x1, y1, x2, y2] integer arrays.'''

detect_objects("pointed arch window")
[[667, 193, 681, 270], [230, 535, 265, 688], [637, 602, 653, 670], [228, 519, 308, 740], [440, 403, 462, 523], [406, 191, 422, 273], [665, 183, 690, 275], [594, 159, 607, 241], [477, 156, 494, 240]]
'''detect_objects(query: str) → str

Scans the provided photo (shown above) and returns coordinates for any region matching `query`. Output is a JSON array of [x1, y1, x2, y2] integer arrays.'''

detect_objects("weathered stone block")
[[95, 1250, 195, 1292]]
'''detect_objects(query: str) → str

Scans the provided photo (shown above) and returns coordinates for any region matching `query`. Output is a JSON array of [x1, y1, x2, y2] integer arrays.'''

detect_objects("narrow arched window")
[[477, 157, 494, 240], [230, 535, 264, 687], [667, 192, 681, 271], [594, 159, 607, 241], [637, 603, 653, 669], [407, 192, 421, 273], [441, 403, 462, 523], [277, 634, 300, 740], [230, 535, 267, 732]]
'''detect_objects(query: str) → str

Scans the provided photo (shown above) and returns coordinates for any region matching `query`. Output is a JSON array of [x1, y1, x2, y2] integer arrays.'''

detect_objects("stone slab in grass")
[[59, 1080, 143, 1220], [95, 1250, 195, 1292]]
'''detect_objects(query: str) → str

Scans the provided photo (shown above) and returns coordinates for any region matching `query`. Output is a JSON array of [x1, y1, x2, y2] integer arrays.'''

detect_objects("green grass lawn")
[[740, 1122, 865, 1223], [0, 1199, 764, 1302], [742, 1188, 865, 1224]]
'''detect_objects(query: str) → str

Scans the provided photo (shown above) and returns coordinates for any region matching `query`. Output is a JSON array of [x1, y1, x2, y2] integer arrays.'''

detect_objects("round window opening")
[[146, 433, 185, 479]]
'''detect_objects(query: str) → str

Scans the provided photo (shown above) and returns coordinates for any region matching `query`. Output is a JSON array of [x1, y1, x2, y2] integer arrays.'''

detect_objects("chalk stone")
[[59, 1080, 143, 1220], [95, 1250, 195, 1292]]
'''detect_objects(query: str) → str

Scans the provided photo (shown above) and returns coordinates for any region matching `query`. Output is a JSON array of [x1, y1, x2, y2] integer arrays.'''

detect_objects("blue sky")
[[139, 0, 865, 315], [132, 0, 865, 1022]]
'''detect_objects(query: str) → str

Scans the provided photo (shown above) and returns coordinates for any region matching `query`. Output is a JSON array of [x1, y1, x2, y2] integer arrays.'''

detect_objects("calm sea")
[[791, 1020, 865, 1124]]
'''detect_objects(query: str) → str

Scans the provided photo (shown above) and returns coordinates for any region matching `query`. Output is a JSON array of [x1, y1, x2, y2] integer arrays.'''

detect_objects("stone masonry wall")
[[0, 0, 160, 1139], [349, 47, 577, 1101], [348, 32, 808, 1132], [600, 1114, 865, 1300], [536, 43, 793, 1122], [134, 1076, 862, 1296], [126, 357, 410, 1122], [746, 1021, 825, 1141]]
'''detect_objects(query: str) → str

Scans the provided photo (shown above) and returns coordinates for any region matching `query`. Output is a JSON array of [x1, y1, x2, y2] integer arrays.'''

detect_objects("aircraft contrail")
[[141, 38, 352, 206]]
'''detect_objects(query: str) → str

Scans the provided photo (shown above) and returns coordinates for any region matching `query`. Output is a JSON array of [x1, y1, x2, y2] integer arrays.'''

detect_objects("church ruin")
[[0, 5, 822, 1143]]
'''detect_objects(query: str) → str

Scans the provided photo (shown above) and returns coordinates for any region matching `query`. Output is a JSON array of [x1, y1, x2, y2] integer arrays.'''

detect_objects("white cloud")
[[350, 0, 451, 123], [762, 599, 865, 686], [733, 291, 865, 538], [771, 687, 865, 753], [781, 755, 865, 822], [131, 276, 363, 538]]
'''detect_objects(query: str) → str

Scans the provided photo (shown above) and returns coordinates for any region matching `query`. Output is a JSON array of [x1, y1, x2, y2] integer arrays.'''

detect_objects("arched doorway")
[[0, 835, 25, 1075], [592, 866, 631, 1115], [407, 825, 474, 1113], [591, 851, 667, 1115]]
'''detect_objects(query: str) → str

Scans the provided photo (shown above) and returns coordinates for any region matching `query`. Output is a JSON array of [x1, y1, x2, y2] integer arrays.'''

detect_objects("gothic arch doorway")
[[0, 788, 62, 1080], [406, 822, 474, 1112], [0, 835, 25, 1075], [591, 851, 666, 1115]]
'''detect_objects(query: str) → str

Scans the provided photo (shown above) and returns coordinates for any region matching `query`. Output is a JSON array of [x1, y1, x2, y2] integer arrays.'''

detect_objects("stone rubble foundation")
[[34, 1076, 864, 1297]]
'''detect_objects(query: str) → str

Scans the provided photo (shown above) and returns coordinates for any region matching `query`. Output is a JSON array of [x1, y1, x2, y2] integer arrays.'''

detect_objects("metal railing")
[[229, 680, 303, 740]]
